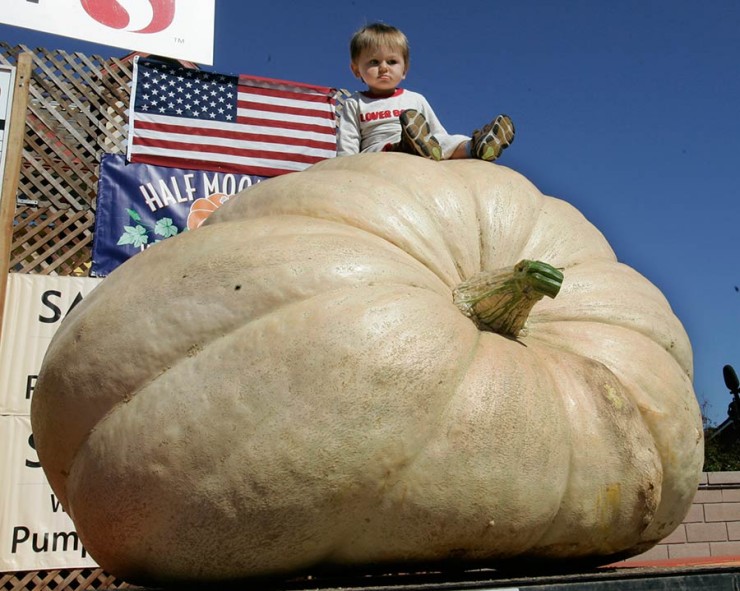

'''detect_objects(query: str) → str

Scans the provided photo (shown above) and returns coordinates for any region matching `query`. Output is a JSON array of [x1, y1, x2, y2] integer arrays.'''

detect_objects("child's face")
[[351, 45, 407, 96]]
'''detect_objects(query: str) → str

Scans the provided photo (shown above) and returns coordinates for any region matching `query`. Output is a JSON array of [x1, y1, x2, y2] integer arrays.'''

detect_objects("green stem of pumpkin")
[[452, 260, 564, 337]]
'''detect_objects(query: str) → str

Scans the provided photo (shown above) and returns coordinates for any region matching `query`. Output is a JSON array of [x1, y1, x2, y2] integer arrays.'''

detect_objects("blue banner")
[[92, 154, 265, 277]]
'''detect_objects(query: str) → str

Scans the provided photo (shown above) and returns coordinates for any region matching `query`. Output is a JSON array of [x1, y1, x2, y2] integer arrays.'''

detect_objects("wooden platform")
[[102, 557, 740, 591]]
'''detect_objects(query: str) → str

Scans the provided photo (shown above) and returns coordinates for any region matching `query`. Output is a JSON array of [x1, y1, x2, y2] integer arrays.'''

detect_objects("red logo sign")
[[80, 0, 176, 34]]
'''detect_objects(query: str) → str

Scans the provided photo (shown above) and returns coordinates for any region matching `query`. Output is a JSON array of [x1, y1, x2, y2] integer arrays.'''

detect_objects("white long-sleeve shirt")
[[336, 88, 469, 159]]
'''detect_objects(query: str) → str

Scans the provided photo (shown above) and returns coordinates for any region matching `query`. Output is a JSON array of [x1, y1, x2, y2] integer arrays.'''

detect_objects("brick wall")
[[626, 471, 740, 562]]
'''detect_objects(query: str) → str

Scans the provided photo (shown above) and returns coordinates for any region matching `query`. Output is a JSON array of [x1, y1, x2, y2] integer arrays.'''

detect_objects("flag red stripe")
[[239, 83, 335, 105], [235, 115, 335, 136], [238, 73, 333, 95], [133, 136, 326, 165], [134, 119, 336, 151], [131, 153, 299, 177], [238, 98, 335, 121]]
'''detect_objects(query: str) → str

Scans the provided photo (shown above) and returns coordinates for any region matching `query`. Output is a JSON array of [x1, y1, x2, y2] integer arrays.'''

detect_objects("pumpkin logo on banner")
[[80, 0, 176, 34], [187, 194, 234, 230]]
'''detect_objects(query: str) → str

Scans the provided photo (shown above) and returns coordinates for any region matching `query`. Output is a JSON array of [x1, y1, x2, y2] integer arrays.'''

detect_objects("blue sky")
[[2, 0, 738, 425]]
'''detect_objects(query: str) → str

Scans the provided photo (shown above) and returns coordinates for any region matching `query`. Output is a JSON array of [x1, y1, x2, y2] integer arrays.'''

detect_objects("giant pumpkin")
[[31, 154, 703, 583]]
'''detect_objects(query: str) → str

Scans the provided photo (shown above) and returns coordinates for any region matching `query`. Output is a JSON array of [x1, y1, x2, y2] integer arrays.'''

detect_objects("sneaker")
[[398, 109, 443, 161], [471, 114, 515, 161]]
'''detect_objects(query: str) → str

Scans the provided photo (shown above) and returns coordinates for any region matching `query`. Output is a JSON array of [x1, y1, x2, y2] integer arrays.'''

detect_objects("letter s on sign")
[[136, 0, 176, 34], [80, 0, 176, 34], [80, 0, 128, 29]]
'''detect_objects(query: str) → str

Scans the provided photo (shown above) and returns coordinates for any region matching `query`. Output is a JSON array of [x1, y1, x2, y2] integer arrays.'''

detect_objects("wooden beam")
[[0, 52, 33, 344]]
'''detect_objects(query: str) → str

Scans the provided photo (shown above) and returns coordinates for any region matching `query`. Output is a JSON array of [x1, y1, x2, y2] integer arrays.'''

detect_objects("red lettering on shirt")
[[360, 109, 399, 123]]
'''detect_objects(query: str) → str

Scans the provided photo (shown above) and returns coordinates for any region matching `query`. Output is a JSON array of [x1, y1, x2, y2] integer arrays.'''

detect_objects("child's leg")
[[469, 115, 515, 161], [395, 110, 443, 161], [449, 141, 471, 159]]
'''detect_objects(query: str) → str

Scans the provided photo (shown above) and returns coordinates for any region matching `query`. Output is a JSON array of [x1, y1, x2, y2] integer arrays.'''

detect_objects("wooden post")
[[0, 52, 33, 344]]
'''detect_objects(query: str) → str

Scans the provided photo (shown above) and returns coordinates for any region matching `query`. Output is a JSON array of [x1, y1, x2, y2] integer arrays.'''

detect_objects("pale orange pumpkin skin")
[[31, 154, 703, 583]]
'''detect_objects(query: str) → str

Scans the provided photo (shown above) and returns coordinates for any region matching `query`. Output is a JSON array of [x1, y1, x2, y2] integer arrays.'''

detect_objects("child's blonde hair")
[[350, 23, 410, 69]]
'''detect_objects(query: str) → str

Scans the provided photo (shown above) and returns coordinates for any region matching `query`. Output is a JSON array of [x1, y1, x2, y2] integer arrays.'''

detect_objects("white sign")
[[0, 274, 103, 571], [0, 0, 215, 65], [0, 416, 94, 571], [0, 66, 16, 202]]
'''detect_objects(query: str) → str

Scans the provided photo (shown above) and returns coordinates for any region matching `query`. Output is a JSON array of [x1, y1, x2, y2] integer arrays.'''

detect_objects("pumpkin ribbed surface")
[[31, 154, 703, 583]]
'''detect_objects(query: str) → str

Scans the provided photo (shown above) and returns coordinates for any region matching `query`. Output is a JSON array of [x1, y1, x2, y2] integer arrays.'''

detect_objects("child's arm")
[[336, 98, 362, 156]]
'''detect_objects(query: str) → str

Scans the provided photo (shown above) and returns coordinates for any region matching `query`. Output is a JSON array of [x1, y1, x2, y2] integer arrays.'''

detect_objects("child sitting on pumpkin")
[[337, 22, 515, 161]]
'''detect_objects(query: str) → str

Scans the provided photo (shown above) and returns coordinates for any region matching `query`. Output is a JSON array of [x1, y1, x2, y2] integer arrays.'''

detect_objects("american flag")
[[127, 58, 337, 177]]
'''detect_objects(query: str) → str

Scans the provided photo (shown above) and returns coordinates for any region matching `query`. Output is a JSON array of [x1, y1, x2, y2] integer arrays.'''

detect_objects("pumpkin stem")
[[452, 260, 563, 336]]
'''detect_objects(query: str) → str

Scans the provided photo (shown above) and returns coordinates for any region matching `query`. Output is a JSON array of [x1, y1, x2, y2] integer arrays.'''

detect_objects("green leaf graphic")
[[117, 225, 149, 248], [154, 218, 179, 238]]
